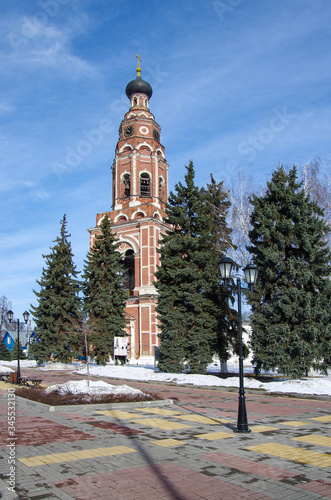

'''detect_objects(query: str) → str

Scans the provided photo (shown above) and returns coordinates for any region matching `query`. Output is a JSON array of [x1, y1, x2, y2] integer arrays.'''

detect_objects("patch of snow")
[[3, 356, 329, 397], [262, 378, 331, 396], [0, 365, 14, 373], [39, 362, 75, 371], [0, 360, 37, 368], [72, 364, 331, 396], [45, 379, 144, 396]]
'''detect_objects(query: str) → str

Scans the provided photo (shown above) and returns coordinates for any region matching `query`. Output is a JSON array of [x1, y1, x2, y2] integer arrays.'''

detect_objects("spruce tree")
[[204, 175, 239, 366], [0, 338, 11, 360], [10, 340, 25, 361], [205, 174, 233, 256], [82, 215, 127, 365], [155, 162, 220, 374], [248, 166, 331, 378], [31, 215, 82, 363]]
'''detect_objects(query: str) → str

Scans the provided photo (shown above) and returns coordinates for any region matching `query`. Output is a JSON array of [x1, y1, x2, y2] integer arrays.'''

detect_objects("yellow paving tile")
[[292, 434, 331, 447], [0, 381, 17, 390], [19, 446, 137, 467], [249, 426, 279, 433], [30, 458, 49, 466], [94, 410, 140, 419], [136, 407, 183, 416], [246, 443, 331, 468], [22, 459, 37, 466], [195, 431, 233, 441], [65, 452, 80, 458], [279, 421, 310, 427], [131, 417, 192, 430], [310, 415, 331, 422], [151, 439, 186, 447], [175, 414, 221, 425]]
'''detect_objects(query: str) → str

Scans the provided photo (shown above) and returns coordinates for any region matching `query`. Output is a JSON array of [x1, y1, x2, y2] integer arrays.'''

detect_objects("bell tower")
[[89, 57, 170, 361]]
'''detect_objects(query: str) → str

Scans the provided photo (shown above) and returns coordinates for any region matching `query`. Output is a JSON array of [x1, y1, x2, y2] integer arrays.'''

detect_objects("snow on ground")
[[39, 362, 74, 371], [72, 363, 331, 397], [0, 364, 14, 373], [0, 360, 37, 369], [45, 379, 144, 396], [1, 358, 330, 397]]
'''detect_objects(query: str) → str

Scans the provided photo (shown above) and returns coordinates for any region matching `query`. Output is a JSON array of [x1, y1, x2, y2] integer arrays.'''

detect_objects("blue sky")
[[1, 0, 330, 322]]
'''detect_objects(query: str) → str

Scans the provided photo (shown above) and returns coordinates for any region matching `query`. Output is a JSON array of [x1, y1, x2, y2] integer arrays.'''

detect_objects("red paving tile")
[[54, 463, 274, 500], [0, 402, 10, 414], [248, 395, 331, 410], [207, 400, 314, 416], [201, 451, 300, 480], [299, 480, 331, 497], [0, 416, 95, 447]]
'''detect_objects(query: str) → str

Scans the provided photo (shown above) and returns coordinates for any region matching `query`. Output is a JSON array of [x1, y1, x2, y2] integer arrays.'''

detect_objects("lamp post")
[[219, 257, 258, 433], [7, 310, 30, 385]]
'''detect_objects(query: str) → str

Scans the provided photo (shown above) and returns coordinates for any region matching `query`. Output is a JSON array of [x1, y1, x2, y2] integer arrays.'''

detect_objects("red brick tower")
[[89, 57, 169, 362]]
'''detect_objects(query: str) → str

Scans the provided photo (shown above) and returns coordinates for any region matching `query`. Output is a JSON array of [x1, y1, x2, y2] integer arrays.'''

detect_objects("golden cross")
[[136, 54, 141, 77]]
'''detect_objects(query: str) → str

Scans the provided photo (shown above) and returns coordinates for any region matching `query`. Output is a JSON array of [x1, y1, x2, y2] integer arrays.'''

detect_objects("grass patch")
[[16, 387, 161, 406]]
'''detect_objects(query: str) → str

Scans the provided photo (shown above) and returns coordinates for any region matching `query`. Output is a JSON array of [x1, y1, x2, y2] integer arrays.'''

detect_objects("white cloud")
[[3, 12, 97, 79]]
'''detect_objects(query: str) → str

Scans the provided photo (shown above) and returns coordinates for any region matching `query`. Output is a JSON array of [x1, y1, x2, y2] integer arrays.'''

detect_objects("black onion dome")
[[125, 76, 153, 100]]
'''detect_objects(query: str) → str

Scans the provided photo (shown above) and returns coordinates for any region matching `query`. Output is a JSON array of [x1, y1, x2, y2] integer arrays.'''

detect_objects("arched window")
[[140, 172, 150, 197], [123, 249, 135, 293], [159, 176, 165, 200], [117, 216, 127, 223], [123, 173, 130, 198]]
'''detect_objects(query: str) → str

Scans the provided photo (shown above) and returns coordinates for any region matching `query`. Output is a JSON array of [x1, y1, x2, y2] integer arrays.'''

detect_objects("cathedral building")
[[88, 58, 170, 362]]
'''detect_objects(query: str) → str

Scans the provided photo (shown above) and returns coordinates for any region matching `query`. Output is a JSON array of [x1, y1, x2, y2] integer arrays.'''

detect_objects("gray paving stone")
[[2, 375, 331, 499]]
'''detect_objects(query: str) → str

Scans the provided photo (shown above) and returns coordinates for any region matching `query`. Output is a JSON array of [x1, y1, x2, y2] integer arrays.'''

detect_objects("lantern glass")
[[243, 263, 258, 286], [23, 311, 30, 323], [7, 310, 14, 323], [219, 257, 235, 280]]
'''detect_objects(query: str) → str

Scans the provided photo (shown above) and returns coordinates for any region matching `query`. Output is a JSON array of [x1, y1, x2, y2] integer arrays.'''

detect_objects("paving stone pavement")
[[0, 369, 330, 499]]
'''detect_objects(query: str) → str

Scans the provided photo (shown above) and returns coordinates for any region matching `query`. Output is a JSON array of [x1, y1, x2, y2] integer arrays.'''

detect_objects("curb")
[[16, 395, 174, 412]]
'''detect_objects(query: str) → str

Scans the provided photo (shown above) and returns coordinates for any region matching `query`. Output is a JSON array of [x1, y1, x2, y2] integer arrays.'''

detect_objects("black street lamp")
[[7, 310, 30, 385], [219, 257, 258, 433]]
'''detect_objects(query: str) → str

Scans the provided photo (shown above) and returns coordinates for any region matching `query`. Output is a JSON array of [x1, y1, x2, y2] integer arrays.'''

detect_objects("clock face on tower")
[[124, 125, 134, 138], [153, 129, 160, 142]]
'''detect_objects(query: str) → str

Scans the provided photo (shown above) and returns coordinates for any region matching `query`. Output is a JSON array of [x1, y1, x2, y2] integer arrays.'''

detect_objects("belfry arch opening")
[[140, 172, 151, 197], [123, 249, 135, 295], [123, 173, 130, 198]]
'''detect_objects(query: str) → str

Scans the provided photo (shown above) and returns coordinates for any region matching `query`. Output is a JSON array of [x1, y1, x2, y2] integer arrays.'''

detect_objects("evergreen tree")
[[31, 215, 82, 363], [204, 175, 239, 366], [0, 338, 11, 360], [155, 162, 220, 374], [248, 166, 331, 377], [205, 174, 233, 256], [82, 215, 127, 365], [10, 340, 25, 361]]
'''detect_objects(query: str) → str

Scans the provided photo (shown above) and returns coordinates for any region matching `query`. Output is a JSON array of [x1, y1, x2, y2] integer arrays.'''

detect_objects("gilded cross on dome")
[[136, 54, 141, 77]]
